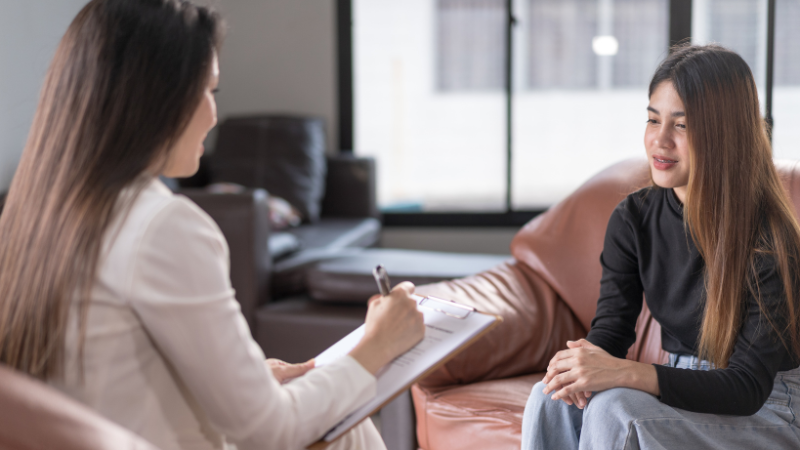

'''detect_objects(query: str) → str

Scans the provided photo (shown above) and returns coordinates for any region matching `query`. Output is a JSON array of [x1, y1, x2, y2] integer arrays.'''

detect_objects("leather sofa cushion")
[[212, 115, 327, 222], [412, 373, 545, 450], [267, 232, 301, 259], [306, 249, 511, 303], [320, 155, 379, 218], [271, 218, 381, 298], [285, 217, 380, 251], [510, 158, 652, 330], [415, 261, 586, 386]]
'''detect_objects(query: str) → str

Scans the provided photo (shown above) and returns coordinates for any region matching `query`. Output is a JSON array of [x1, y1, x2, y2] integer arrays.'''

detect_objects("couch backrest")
[[511, 159, 651, 330], [212, 115, 327, 222], [0, 364, 159, 450], [511, 158, 800, 364]]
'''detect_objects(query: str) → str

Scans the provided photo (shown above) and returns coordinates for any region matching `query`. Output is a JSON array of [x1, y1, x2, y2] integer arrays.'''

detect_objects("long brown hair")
[[0, 0, 223, 380], [650, 44, 800, 368]]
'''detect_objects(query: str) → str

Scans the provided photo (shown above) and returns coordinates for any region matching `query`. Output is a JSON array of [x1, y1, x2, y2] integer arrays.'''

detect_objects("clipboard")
[[307, 294, 502, 449]]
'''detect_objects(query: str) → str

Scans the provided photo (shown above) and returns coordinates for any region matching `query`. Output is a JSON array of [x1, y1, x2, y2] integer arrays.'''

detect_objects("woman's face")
[[162, 54, 220, 178], [645, 80, 690, 203]]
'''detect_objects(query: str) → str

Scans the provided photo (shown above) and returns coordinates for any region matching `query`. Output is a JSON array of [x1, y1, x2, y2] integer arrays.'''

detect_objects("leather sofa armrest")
[[415, 260, 586, 387], [181, 189, 271, 330], [321, 154, 379, 218], [0, 365, 160, 450]]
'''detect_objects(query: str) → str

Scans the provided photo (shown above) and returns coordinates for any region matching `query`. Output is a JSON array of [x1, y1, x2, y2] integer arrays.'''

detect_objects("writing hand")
[[348, 282, 425, 375]]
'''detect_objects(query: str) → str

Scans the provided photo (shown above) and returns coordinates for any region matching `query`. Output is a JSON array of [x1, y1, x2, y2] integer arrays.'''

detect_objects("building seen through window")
[[512, 0, 667, 209], [771, 0, 800, 159], [692, 0, 800, 160], [437, 0, 505, 91], [353, 0, 800, 212]]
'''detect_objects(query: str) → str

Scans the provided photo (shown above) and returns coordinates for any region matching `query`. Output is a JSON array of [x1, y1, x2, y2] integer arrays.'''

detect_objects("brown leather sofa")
[[0, 364, 159, 450], [410, 158, 800, 450]]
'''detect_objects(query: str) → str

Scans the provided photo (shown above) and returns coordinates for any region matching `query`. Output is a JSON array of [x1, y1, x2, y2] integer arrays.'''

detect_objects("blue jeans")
[[521, 354, 800, 449]]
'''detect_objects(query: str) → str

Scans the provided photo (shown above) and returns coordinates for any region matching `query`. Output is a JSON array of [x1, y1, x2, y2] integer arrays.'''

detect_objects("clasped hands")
[[542, 339, 634, 409]]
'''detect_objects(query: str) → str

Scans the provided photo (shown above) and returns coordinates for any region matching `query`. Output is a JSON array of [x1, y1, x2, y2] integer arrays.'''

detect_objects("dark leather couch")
[[180, 152, 380, 330], [178, 116, 383, 330]]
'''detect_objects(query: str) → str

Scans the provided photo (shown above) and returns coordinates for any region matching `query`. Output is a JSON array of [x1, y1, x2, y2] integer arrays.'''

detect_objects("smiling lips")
[[653, 155, 678, 170]]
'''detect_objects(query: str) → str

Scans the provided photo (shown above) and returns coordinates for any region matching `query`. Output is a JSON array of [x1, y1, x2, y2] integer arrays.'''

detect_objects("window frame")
[[337, 0, 776, 227]]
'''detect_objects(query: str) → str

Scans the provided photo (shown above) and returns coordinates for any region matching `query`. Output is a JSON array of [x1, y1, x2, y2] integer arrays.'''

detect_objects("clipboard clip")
[[419, 296, 475, 319]]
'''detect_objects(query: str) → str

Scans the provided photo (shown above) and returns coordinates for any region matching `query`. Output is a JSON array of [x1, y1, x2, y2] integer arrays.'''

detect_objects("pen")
[[373, 265, 392, 297]]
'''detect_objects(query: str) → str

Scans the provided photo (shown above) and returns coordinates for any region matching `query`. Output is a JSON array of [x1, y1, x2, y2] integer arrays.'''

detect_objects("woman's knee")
[[524, 381, 578, 422], [526, 381, 572, 414], [583, 387, 655, 428], [524, 382, 549, 423], [527, 381, 550, 408], [523, 381, 584, 449]]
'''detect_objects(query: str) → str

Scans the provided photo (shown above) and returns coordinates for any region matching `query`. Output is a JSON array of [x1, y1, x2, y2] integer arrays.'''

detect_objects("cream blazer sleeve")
[[126, 195, 376, 450]]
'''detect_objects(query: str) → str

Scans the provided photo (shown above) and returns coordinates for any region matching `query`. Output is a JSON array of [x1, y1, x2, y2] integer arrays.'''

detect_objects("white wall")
[[0, 0, 338, 192], [211, 0, 338, 154], [0, 0, 89, 191]]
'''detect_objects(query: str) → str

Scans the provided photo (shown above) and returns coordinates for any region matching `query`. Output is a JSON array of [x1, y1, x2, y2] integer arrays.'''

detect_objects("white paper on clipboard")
[[312, 294, 499, 444]]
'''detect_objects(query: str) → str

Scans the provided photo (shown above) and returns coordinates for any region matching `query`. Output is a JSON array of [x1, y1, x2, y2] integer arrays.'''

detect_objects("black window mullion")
[[765, 0, 776, 140], [505, 0, 514, 213], [337, 0, 353, 152], [668, 0, 692, 48]]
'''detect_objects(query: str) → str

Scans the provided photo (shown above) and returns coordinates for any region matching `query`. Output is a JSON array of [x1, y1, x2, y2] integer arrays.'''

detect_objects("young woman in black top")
[[521, 44, 800, 449]]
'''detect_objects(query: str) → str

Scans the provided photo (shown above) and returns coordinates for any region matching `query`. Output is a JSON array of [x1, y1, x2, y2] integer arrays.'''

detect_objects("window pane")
[[512, 0, 668, 209], [354, 0, 506, 212], [612, 0, 669, 87], [527, 0, 597, 89], [772, 0, 800, 160], [437, 0, 505, 91], [692, 0, 768, 116]]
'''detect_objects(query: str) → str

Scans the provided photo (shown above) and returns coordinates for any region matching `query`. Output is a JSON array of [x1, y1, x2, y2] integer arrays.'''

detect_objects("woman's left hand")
[[542, 339, 659, 403], [266, 358, 315, 384]]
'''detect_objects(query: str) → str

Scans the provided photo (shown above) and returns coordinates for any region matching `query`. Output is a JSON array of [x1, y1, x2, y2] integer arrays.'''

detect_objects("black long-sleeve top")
[[585, 186, 797, 416]]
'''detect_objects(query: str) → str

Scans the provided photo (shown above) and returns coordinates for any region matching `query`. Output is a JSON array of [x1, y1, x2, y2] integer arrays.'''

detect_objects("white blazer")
[[51, 178, 376, 450]]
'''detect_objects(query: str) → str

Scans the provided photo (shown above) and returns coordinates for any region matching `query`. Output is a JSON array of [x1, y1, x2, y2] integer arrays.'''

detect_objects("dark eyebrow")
[[647, 106, 685, 118]]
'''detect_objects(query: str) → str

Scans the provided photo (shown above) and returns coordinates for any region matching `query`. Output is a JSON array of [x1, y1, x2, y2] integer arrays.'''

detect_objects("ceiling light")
[[592, 35, 619, 56]]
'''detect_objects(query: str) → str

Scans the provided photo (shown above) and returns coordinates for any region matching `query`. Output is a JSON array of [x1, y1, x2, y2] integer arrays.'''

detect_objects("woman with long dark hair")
[[0, 1, 424, 449], [521, 44, 800, 449]]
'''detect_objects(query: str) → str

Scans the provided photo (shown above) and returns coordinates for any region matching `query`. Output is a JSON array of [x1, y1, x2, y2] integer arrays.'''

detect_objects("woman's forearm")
[[621, 360, 660, 396], [348, 339, 391, 375]]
